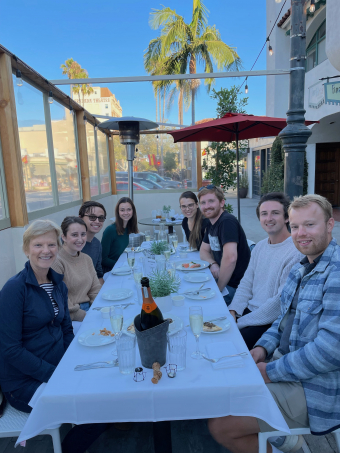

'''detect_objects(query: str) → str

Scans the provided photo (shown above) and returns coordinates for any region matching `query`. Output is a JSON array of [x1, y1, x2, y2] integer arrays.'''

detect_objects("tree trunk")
[[189, 56, 197, 188], [178, 86, 184, 176]]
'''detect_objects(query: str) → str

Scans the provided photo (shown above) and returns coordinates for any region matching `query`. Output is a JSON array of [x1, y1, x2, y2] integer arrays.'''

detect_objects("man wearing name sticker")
[[198, 186, 250, 305], [208, 194, 340, 453]]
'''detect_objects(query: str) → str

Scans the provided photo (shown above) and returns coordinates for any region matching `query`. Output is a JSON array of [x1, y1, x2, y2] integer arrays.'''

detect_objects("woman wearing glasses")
[[101, 197, 139, 274], [52, 216, 101, 322], [79, 201, 107, 285], [180, 191, 210, 251]]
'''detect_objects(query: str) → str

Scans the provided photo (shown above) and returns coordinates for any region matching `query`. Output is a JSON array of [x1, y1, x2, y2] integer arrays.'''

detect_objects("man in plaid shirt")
[[208, 194, 340, 453]]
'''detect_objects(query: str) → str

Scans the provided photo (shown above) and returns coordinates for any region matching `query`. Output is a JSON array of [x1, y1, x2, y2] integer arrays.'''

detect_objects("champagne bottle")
[[140, 277, 164, 331]]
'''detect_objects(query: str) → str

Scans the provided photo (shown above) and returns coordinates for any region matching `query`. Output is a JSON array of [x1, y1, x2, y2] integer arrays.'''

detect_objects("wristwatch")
[[208, 261, 217, 269]]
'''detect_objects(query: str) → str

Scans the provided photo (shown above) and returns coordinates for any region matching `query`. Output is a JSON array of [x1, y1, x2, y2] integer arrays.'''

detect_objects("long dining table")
[[17, 248, 289, 446]]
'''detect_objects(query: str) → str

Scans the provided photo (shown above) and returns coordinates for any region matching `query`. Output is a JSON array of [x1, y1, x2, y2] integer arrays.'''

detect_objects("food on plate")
[[181, 261, 201, 269], [99, 328, 115, 337], [202, 322, 222, 332]]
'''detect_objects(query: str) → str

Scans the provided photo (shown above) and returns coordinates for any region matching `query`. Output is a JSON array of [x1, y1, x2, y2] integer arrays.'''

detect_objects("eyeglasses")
[[84, 215, 106, 223], [180, 202, 196, 210], [198, 184, 216, 192]]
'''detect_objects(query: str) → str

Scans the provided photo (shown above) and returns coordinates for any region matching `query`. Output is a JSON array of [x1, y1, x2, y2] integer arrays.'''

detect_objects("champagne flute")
[[145, 230, 151, 241], [133, 265, 143, 285], [171, 234, 179, 257], [189, 306, 203, 359], [127, 251, 135, 280], [163, 244, 171, 262], [110, 306, 124, 356]]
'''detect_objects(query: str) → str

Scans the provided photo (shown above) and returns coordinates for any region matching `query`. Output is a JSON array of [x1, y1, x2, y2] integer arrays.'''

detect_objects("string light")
[[245, 79, 249, 94], [69, 106, 74, 116], [310, 0, 315, 13], [16, 69, 23, 87], [108, 134, 112, 141], [269, 44, 273, 56], [48, 91, 54, 104], [83, 115, 87, 125], [275, 0, 282, 3]]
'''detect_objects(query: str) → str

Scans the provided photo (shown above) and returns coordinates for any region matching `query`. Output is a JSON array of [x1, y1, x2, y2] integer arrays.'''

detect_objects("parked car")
[[133, 178, 165, 190], [134, 172, 182, 189], [116, 181, 149, 191]]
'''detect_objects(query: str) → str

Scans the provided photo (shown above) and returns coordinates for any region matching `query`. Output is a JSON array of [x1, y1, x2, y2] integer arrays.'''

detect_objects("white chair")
[[258, 426, 340, 453], [0, 402, 62, 453]]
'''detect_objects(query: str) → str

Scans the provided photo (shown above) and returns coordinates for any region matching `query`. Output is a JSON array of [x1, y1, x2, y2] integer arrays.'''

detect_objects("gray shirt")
[[82, 237, 103, 279]]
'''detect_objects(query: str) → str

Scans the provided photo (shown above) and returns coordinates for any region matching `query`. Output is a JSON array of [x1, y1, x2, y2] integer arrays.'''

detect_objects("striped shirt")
[[40, 283, 59, 317]]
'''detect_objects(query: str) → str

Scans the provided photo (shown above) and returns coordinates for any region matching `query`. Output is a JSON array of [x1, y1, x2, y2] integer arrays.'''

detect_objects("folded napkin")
[[111, 266, 131, 275], [205, 341, 244, 370], [166, 218, 183, 224], [152, 218, 161, 223]]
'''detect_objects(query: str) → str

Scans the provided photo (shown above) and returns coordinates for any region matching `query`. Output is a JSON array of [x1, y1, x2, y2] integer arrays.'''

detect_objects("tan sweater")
[[52, 247, 101, 321]]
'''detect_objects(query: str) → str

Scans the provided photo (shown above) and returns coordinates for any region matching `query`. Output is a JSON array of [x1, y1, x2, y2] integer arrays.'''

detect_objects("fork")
[[74, 359, 118, 371], [185, 316, 227, 327], [93, 303, 135, 311], [201, 352, 248, 363]]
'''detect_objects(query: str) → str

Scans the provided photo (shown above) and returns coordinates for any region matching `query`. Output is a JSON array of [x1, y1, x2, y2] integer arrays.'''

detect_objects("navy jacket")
[[0, 261, 74, 393]]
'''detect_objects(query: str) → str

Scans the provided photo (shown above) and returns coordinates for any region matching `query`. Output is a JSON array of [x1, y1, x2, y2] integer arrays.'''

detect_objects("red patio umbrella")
[[168, 112, 317, 223]]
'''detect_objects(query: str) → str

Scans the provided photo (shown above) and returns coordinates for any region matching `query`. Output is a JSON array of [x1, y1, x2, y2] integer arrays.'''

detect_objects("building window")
[[306, 20, 327, 72], [105, 104, 109, 109], [50, 101, 81, 204], [86, 124, 111, 198]]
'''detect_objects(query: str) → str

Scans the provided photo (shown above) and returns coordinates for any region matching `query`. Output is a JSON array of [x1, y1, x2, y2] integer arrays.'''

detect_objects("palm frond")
[[144, 37, 163, 73], [149, 6, 182, 30], [191, 0, 209, 37], [161, 18, 190, 55]]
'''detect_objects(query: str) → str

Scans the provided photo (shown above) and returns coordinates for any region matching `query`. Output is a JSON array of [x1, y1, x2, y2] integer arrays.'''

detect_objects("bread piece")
[[202, 322, 222, 332]]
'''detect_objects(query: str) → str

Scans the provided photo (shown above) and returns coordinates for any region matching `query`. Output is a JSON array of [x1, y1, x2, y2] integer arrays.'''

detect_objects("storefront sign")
[[308, 81, 325, 109], [324, 81, 340, 106]]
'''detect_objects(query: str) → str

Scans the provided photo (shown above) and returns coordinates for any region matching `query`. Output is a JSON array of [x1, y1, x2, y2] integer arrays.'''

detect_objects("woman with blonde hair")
[[180, 191, 210, 250]]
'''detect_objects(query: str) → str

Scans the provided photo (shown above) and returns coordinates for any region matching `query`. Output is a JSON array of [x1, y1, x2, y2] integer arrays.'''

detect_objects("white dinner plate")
[[201, 318, 231, 334], [124, 315, 183, 335], [78, 328, 116, 347], [184, 272, 210, 283], [176, 259, 209, 272], [125, 247, 142, 253], [102, 288, 133, 301], [111, 266, 132, 276], [185, 290, 216, 300]]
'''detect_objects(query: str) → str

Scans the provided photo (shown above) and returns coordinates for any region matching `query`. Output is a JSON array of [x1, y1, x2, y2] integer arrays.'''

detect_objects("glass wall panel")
[[0, 136, 4, 220], [318, 38, 327, 64], [97, 132, 110, 194], [113, 130, 191, 192], [86, 124, 99, 196], [13, 77, 54, 212], [50, 101, 80, 204]]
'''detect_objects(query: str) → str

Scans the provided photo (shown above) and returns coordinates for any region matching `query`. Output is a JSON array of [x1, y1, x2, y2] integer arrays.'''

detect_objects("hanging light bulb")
[[83, 115, 87, 125], [48, 91, 54, 104], [245, 79, 249, 94], [157, 135, 159, 140], [310, 0, 315, 12], [108, 134, 112, 141], [275, 0, 282, 3], [16, 69, 23, 87], [94, 124, 98, 131], [269, 44, 273, 56], [69, 106, 74, 116]]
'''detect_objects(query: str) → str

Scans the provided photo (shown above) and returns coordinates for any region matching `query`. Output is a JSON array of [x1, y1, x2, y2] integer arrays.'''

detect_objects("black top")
[[182, 216, 210, 250], [203, 211, 250, 289], [82, 237, 103, 279]]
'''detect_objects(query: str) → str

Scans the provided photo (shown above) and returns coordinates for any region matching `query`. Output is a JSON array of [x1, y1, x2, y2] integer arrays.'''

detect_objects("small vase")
[[154, 295, 172, 313]]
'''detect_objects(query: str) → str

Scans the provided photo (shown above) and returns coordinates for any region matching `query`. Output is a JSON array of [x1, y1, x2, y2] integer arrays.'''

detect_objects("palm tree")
[[144, 0, 241, 185], [60, 59, 93, 104]]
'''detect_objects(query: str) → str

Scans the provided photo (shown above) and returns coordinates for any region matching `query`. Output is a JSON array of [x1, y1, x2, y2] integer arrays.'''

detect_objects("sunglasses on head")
[[84, 214, 106, 223], [198, 184, 216, 192]]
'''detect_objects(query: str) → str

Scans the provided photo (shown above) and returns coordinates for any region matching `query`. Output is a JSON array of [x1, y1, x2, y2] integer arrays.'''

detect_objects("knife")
[[180, 288, 211, 295], [74, 360, 119, 371]]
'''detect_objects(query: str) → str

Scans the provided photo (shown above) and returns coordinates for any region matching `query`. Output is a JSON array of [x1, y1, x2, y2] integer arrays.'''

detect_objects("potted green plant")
[[239, 173, 249, 198], [149, 269, 180, 312], [162, 205, 171, 218], [150, 241, 168, 255]]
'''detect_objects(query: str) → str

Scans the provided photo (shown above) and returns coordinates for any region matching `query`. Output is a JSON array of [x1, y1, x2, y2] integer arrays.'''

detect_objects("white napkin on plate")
[[205, 341, 244, 370], [152, 218, 161, 223], [112, 266, 131, 275]]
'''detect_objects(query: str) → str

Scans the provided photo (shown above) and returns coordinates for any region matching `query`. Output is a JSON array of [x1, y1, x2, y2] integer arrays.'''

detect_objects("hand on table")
[[257, 362, 272, 383], [250, 346, 266, 364], [229, 310, 237, 322], [210, 263, 220, 279]]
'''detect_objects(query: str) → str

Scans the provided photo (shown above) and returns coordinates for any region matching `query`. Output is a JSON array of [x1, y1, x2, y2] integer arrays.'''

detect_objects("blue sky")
[[1, 0, 268, 125]]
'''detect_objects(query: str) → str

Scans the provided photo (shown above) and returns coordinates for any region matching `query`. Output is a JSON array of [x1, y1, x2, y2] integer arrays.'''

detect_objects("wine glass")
[[189, 306, 203, 359], [133, 265, 143, 285], [171, 234, 179, 257], [163, 244, 171, 262], [145, 230, 151, 241], [127, 251, 135, 279], [110, 306, 124, 356]]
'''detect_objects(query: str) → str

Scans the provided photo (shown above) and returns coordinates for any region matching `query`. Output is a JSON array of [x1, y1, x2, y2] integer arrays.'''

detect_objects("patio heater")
[[98, 117, 158, 200]]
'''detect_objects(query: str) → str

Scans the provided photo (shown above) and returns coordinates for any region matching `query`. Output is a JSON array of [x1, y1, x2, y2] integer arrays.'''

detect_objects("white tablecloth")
[[17, 251, 289, 444]]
